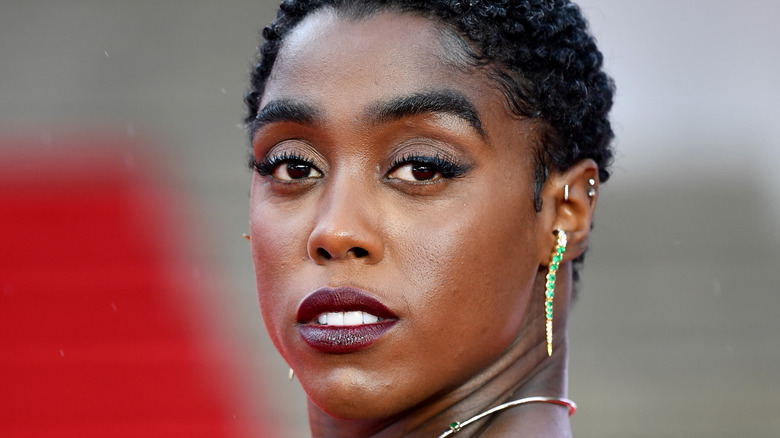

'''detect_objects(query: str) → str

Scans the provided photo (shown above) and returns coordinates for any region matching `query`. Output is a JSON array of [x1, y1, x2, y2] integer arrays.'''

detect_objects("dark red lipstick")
[[297, 286, 398, 354]]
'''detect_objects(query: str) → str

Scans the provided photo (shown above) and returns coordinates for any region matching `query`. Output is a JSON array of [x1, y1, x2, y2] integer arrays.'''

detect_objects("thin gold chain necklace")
[[436, 396, 576, 437]]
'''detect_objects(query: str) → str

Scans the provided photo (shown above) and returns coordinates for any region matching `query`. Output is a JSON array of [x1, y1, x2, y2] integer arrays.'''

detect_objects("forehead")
[[259, 8, 538, 150], [263, 9, 488, 108], [275, 8, 447, 72]]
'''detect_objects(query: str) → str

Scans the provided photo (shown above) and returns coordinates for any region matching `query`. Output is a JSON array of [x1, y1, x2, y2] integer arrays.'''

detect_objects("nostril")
[[314, 246, 369, 260], [317, 248, 332, 260], [349, 247, 368, 258]]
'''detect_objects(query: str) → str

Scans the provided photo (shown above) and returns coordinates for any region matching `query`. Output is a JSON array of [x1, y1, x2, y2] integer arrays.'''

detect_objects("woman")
[[245, 0, 613, 436]]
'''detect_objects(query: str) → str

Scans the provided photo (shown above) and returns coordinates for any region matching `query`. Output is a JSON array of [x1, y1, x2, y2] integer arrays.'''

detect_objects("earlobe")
[[539, 159, 599, 262]]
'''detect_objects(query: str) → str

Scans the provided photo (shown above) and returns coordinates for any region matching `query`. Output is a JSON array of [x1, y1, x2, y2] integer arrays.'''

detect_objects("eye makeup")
[[250, 151, 317, 177], [387, 153, 471, 181]]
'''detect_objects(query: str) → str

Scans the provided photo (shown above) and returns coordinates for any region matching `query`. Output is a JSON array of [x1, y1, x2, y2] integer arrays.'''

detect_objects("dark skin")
[[249, 9, 599, 438]]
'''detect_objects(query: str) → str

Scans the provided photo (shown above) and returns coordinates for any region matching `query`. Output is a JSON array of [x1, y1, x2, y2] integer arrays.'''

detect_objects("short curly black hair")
[[246, 0, 614, 204], [245, 0, 614, 278]]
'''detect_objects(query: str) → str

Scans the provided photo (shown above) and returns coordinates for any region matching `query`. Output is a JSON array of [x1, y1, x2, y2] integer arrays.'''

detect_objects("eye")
[[388, 162, 442, 182], [387, 154, 470, 183], [251, 152, 323, 182], [272, 160, 322, 181]]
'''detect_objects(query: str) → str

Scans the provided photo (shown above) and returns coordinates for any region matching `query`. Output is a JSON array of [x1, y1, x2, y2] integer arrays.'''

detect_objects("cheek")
[[391, 187, 539, 369], [249, 189, 309, 350]]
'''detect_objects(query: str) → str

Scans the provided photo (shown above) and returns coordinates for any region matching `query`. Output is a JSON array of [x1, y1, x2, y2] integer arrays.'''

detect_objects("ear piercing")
[[564, 179, 596, 200], [242, 233, 251, 241]]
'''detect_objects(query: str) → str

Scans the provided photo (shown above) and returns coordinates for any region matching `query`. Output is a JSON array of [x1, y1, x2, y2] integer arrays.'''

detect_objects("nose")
[[307, 181, 384, 265]]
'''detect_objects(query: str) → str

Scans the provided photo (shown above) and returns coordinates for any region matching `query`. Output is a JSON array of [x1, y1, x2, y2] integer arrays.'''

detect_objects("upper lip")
[[296, 286, 398, 324]]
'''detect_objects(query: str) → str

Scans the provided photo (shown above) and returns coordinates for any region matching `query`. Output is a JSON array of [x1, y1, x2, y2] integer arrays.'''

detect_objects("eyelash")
[[388, 154, 470, 179], [250, 151, 316, 176], [250, 152, 469, 180]]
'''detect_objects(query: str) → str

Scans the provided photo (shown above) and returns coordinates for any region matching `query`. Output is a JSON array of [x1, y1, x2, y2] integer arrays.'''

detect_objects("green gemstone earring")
[[545, 229, 567, 356]]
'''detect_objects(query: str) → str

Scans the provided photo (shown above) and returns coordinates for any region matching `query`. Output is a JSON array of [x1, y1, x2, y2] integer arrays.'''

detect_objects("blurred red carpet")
[[0, 134, 275, 437]]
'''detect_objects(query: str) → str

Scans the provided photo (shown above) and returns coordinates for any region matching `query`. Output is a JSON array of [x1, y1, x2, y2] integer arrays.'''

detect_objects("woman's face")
[[250, 9, 549, 419]]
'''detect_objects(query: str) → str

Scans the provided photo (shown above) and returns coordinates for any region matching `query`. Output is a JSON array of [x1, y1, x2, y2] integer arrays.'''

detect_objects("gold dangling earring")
[[545, 229, 567, 356]]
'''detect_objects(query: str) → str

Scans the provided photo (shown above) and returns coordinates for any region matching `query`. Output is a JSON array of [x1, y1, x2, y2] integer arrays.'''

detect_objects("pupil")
[[287, 162, 310, 179], [411, 164, 435, 181]]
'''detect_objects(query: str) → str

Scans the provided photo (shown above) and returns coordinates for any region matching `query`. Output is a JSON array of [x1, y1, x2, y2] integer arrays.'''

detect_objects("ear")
[[537, 159, 599, 264]]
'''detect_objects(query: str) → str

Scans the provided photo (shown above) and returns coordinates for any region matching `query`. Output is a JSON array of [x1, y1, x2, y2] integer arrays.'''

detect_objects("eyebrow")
[[251, 90, 486, 139], [250, 99, 320, 138], [369, 90, 486, 138]]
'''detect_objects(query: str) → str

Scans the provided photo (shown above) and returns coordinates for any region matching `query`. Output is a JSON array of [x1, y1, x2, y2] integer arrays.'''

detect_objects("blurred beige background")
[[1, 1, 778, 436]]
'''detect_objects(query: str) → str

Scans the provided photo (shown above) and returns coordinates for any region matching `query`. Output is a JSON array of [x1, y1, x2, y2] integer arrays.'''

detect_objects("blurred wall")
[[569, 2, 780, 437], [1, 1, 778, 437]]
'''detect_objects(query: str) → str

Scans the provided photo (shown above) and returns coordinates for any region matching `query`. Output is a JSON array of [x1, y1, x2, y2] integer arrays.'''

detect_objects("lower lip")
[[298, 321, 397, 354]]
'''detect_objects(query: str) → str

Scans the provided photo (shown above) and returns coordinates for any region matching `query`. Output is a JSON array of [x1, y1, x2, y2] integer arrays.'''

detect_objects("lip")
[[297, 286, 398, 354]]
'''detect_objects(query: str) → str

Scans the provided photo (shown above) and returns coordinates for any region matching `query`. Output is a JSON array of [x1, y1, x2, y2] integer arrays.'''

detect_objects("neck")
[[308, 266, 573, 438]]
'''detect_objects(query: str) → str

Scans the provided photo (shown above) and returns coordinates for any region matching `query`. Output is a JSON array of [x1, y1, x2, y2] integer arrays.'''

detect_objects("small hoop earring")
[[545, 229, 567, 356], [563, 184, 569, 201]]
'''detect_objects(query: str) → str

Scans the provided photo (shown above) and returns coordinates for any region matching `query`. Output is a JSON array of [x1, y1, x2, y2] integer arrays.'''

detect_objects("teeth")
[[315, 311, 382, 326], [327, 312, 344, 325], [343, 311, 362, 326]]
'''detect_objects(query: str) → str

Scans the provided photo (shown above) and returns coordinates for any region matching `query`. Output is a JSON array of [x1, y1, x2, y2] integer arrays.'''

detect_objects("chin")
[[303, 368, 413, 420]]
